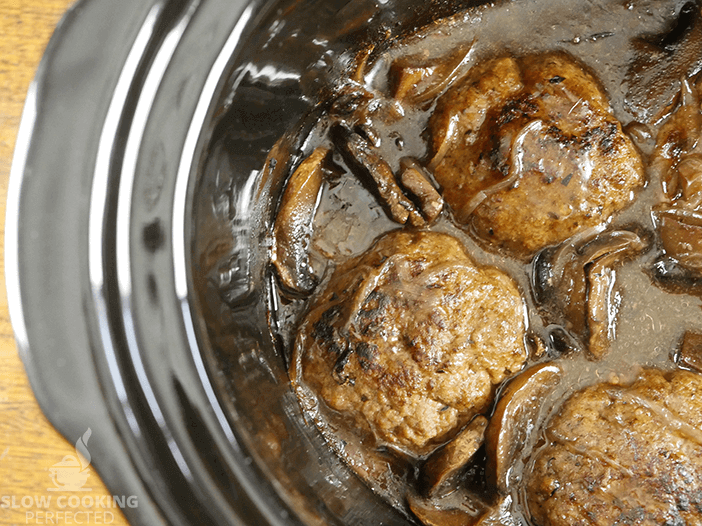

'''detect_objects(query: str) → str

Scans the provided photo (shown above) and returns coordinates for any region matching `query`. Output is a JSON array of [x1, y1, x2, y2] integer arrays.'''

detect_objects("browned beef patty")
[[527, 368, 702, 526], [429, 52, 644, 259], [292, 230, 528, 454]]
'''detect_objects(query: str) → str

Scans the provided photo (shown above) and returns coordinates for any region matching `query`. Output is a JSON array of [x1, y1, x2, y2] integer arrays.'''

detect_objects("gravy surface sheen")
[[268, 1, 702, 524]]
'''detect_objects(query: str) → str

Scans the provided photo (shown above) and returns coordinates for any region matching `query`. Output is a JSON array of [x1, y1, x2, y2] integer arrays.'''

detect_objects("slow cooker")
[[6, 0, 453, 524]]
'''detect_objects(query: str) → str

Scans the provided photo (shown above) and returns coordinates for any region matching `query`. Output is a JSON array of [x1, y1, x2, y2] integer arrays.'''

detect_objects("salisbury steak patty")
[[528, 368, 702, 526], [429, 52, 644, 258], [292, 231, 528, 454]]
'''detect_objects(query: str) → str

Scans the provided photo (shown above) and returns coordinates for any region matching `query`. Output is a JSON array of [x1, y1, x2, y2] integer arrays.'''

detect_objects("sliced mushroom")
[[583, 231, 647, 359], [532, 229, 599, 349], [320, 48, 457, 227], [350, 45, 374, 83], [485, 363, 562, 494], [678, 153, 702, 206], [649, 78, 702, 199], [329, 84, 406, 138], [648, 250, 702, 295], [399, 158, 444, 223], [337, 128, 424, 226], [420, 416, 488, 498], [473, 497, 518, 526], [647, 74, 702, 278], [328, 85, 378, 123], [533, 230, 647, 359], [272, 147, 328, 293], [648, 74, 702, 280], [656, 208, 702, 272], [409, 484, 517, 526], [625, 2, 702, 123], [408, 498, 476, 526], [623, 121, 655, 155], [678, 330, 702, 372], [407, 490, 487, 526], [389, 42, 475, 106]]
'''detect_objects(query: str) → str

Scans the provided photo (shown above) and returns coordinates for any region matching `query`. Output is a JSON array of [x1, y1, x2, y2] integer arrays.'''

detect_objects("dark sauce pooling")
[[266, 1, 702, 524]]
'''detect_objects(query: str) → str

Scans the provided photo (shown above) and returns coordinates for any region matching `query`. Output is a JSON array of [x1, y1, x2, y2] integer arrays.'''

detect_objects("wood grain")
[[0, 1, 129, 524]]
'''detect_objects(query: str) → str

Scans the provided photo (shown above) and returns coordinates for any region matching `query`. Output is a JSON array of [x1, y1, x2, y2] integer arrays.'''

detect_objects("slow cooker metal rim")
[[5, 2, 173, 523], [5, 0, 298, 524]]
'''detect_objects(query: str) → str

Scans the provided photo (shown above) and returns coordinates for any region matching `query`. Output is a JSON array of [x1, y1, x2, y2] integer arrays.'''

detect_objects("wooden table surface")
[[0, 1, 129, 524]]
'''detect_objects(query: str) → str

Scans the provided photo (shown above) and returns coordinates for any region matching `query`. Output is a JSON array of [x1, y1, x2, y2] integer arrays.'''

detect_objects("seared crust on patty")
[[293, 231, 528, 454], [429, 52, 644, 258], [528, 368, 702, 526]]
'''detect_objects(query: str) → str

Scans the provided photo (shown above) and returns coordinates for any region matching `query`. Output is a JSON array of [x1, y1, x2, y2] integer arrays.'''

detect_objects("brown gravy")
[[268, 0, 702, 524]]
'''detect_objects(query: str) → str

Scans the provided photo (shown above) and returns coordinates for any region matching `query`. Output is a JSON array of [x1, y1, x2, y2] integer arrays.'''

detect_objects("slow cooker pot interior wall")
[[187, 0, 459, 523]]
